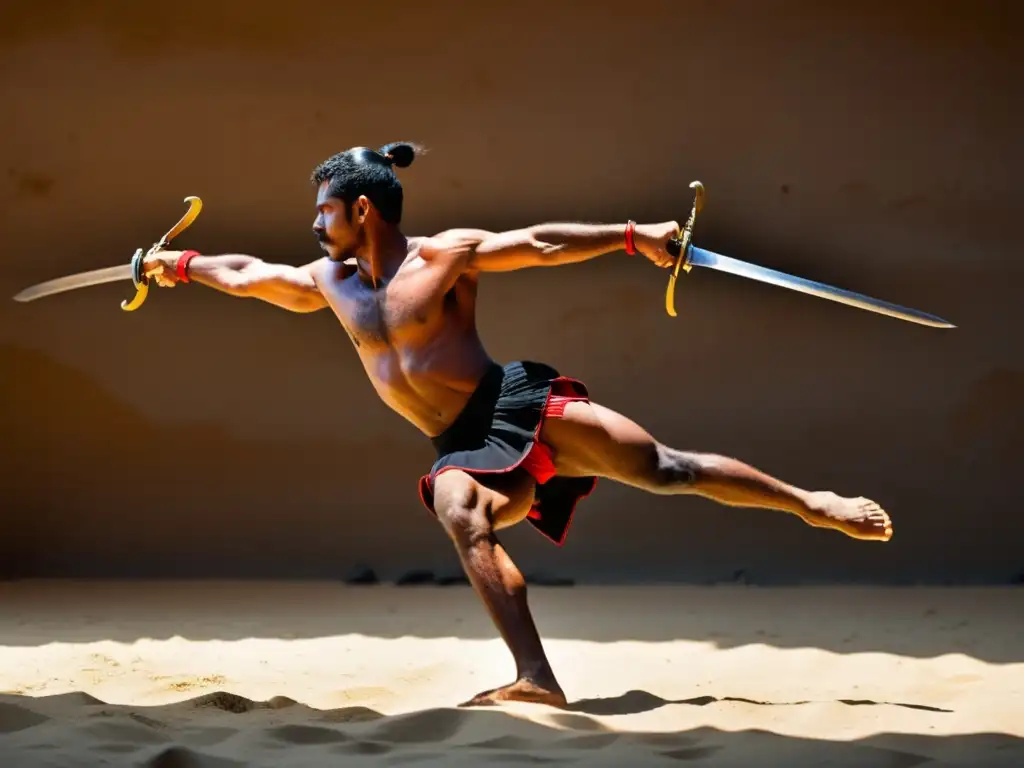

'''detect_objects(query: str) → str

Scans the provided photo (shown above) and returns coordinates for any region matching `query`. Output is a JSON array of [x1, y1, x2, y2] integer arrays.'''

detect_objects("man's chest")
[[324, 274, 445, 348]]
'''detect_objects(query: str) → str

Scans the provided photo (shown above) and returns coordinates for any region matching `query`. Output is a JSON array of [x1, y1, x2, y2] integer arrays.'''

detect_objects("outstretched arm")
[[146, 251, 329, 313], [423, 220, 679, 278]]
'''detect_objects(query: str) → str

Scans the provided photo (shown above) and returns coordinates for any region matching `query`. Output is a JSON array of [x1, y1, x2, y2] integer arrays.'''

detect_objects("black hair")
[[310, 141, 421, 224]]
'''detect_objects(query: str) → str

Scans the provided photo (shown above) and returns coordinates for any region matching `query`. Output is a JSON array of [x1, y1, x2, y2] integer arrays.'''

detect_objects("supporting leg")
[[540, 401, 892, 541], [431, 469, 568, 707]]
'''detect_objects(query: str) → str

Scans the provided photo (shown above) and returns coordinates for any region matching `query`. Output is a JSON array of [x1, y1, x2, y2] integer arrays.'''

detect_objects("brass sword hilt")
[[121, 195, 204, 311], [663, 181, 705, 318]]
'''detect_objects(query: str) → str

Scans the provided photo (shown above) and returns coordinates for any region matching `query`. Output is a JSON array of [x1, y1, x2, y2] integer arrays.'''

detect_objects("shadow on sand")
[[566, 689, 954, 716], [0, 690, 1018, 768]]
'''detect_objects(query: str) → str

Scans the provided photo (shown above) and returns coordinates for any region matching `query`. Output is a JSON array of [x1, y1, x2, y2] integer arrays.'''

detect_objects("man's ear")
[[355, 195, 372, 223]]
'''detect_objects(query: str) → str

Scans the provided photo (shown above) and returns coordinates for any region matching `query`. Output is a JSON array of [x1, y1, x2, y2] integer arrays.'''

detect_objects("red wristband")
[[176, 250, 200, 283], [624, 221, 636, 255]]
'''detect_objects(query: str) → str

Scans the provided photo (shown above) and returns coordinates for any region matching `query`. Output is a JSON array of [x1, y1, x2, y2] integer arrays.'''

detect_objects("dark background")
[[1, 0, 1019, 583]]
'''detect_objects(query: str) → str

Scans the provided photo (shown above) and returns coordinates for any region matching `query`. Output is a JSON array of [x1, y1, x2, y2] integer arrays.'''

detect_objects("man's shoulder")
[[431, 227, 495, 239], [416, 228, 493, 264], [307, 256, 356, 283]]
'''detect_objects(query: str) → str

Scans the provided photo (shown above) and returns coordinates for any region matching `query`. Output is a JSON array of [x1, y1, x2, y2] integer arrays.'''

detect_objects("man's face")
[[312, 181, 362, 262]]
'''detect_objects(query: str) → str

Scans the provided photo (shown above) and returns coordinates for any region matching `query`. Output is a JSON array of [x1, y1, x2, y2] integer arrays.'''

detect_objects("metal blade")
[[12, 264, 134, 303], [686, 246, 956, 329]]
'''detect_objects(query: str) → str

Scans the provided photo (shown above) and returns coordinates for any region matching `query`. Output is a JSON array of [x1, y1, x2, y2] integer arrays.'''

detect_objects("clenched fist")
[[633, 221, 682, 268], [142, 250, 188, 288]]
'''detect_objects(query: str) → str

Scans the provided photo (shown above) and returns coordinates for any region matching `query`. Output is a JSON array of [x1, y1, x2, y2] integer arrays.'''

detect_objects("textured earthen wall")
[[1, 0, 1019, 582]]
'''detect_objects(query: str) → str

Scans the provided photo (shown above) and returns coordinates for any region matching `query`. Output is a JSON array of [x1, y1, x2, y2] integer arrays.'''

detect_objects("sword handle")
[[664, 181, 705, 318], [120, 196, 204, 312]]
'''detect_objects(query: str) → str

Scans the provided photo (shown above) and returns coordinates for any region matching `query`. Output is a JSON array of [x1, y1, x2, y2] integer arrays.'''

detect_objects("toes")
[[458, 693, 497, 708], [458, 685, 502, 708]]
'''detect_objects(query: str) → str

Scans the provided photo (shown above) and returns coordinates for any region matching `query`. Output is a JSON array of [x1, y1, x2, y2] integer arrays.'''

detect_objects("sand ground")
[[1, 581, 1021, 767]]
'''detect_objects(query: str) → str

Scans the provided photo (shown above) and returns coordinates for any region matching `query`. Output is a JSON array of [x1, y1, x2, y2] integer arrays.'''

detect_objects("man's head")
[[310, 142, 419, 262]]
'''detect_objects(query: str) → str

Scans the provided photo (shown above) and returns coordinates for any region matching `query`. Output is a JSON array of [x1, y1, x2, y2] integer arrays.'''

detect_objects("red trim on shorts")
[[520, 439, 557, 485]]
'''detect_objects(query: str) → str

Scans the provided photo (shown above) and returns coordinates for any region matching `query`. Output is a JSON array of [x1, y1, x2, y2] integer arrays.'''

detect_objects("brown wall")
[[1, 0, 1019, 582]]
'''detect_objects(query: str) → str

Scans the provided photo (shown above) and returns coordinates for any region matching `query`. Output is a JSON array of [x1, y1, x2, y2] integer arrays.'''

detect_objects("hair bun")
[[378, 142, 417, 169]]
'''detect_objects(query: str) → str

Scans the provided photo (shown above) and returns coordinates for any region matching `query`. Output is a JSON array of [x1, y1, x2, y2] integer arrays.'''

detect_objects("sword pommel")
[[155, 195, 203, 250], [664, 180, 705, 317]]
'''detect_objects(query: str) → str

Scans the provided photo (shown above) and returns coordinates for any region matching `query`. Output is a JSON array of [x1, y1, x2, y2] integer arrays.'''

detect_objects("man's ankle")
[[516, 662, 557, 685]]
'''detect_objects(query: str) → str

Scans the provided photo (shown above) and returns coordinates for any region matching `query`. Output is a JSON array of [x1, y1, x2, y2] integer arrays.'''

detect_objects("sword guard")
[[120, 248, 149, 311], [120, 195, 204, 312], [664, 181, 705, 317]]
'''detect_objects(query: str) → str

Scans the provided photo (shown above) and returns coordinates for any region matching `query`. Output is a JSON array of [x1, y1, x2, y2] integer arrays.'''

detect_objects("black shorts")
[[417, 361, 598, 546]]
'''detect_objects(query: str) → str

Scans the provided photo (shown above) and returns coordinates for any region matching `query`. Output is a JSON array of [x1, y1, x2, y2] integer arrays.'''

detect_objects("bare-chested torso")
[[311, 237, 494, 437]]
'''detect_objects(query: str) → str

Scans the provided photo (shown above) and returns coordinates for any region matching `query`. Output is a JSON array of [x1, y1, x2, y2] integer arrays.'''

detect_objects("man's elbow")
[[219, 272, 254, 297], [469, 228, 560, 271]]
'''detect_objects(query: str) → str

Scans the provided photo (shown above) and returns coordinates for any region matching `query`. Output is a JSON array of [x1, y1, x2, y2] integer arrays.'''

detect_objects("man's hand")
[[633, 221, 682, 268], [142, 250, 184, 288]]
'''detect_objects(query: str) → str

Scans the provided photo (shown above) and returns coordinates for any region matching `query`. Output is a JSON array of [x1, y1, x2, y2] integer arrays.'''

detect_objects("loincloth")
[[417, 360, 598, 546]]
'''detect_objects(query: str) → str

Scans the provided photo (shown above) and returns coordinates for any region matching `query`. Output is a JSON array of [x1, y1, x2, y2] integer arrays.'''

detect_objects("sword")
[[663, 182, 955, 329], [12, 195, 204, 311]]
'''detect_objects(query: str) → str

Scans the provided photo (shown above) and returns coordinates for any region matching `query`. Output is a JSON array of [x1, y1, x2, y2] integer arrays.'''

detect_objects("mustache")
[[314, 230, 332, 245]]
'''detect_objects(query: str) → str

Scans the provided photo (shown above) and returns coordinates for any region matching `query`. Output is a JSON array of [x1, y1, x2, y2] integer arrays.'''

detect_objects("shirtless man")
[[144, 141, 893, 708]]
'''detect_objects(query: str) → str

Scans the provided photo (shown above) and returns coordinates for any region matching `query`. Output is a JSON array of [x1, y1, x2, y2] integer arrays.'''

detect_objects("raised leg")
[[431, 468, 568, 708], [540, 401, 892, 541]]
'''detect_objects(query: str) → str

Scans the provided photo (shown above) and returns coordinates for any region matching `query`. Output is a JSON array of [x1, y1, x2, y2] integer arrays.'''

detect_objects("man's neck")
[[356, 225, 408, 284]]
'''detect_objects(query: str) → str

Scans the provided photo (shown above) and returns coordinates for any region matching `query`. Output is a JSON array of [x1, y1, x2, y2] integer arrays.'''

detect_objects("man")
[[145, 142, 892, 708]]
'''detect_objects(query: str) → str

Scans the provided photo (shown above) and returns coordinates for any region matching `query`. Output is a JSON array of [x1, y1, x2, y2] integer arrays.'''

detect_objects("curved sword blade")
[[12, 264, 134, 303], [686, 246, 956, 329]]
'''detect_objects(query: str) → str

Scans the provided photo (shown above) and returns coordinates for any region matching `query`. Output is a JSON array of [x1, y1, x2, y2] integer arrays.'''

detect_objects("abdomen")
[[358, 326, 494, 436]]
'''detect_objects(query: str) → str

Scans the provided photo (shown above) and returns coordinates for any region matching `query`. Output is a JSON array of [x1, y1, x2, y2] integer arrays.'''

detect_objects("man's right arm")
[[159, 252, 329, 313]]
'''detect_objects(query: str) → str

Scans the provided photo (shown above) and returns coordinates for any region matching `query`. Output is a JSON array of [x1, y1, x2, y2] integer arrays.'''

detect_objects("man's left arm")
[[424, 221, 680, 278]]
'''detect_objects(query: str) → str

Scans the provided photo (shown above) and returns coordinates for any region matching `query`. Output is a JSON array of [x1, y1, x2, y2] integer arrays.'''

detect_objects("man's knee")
[[650, 444, 704, 493], [433, 473, 491, 546]]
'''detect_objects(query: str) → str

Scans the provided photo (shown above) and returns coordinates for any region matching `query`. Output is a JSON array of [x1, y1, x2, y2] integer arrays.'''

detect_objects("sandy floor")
[[0, 581, 1021, 767]]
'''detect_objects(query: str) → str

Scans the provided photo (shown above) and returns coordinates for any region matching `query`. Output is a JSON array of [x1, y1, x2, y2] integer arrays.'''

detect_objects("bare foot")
[[458, 677, 568, 708], [803, 492, 893, 541]]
